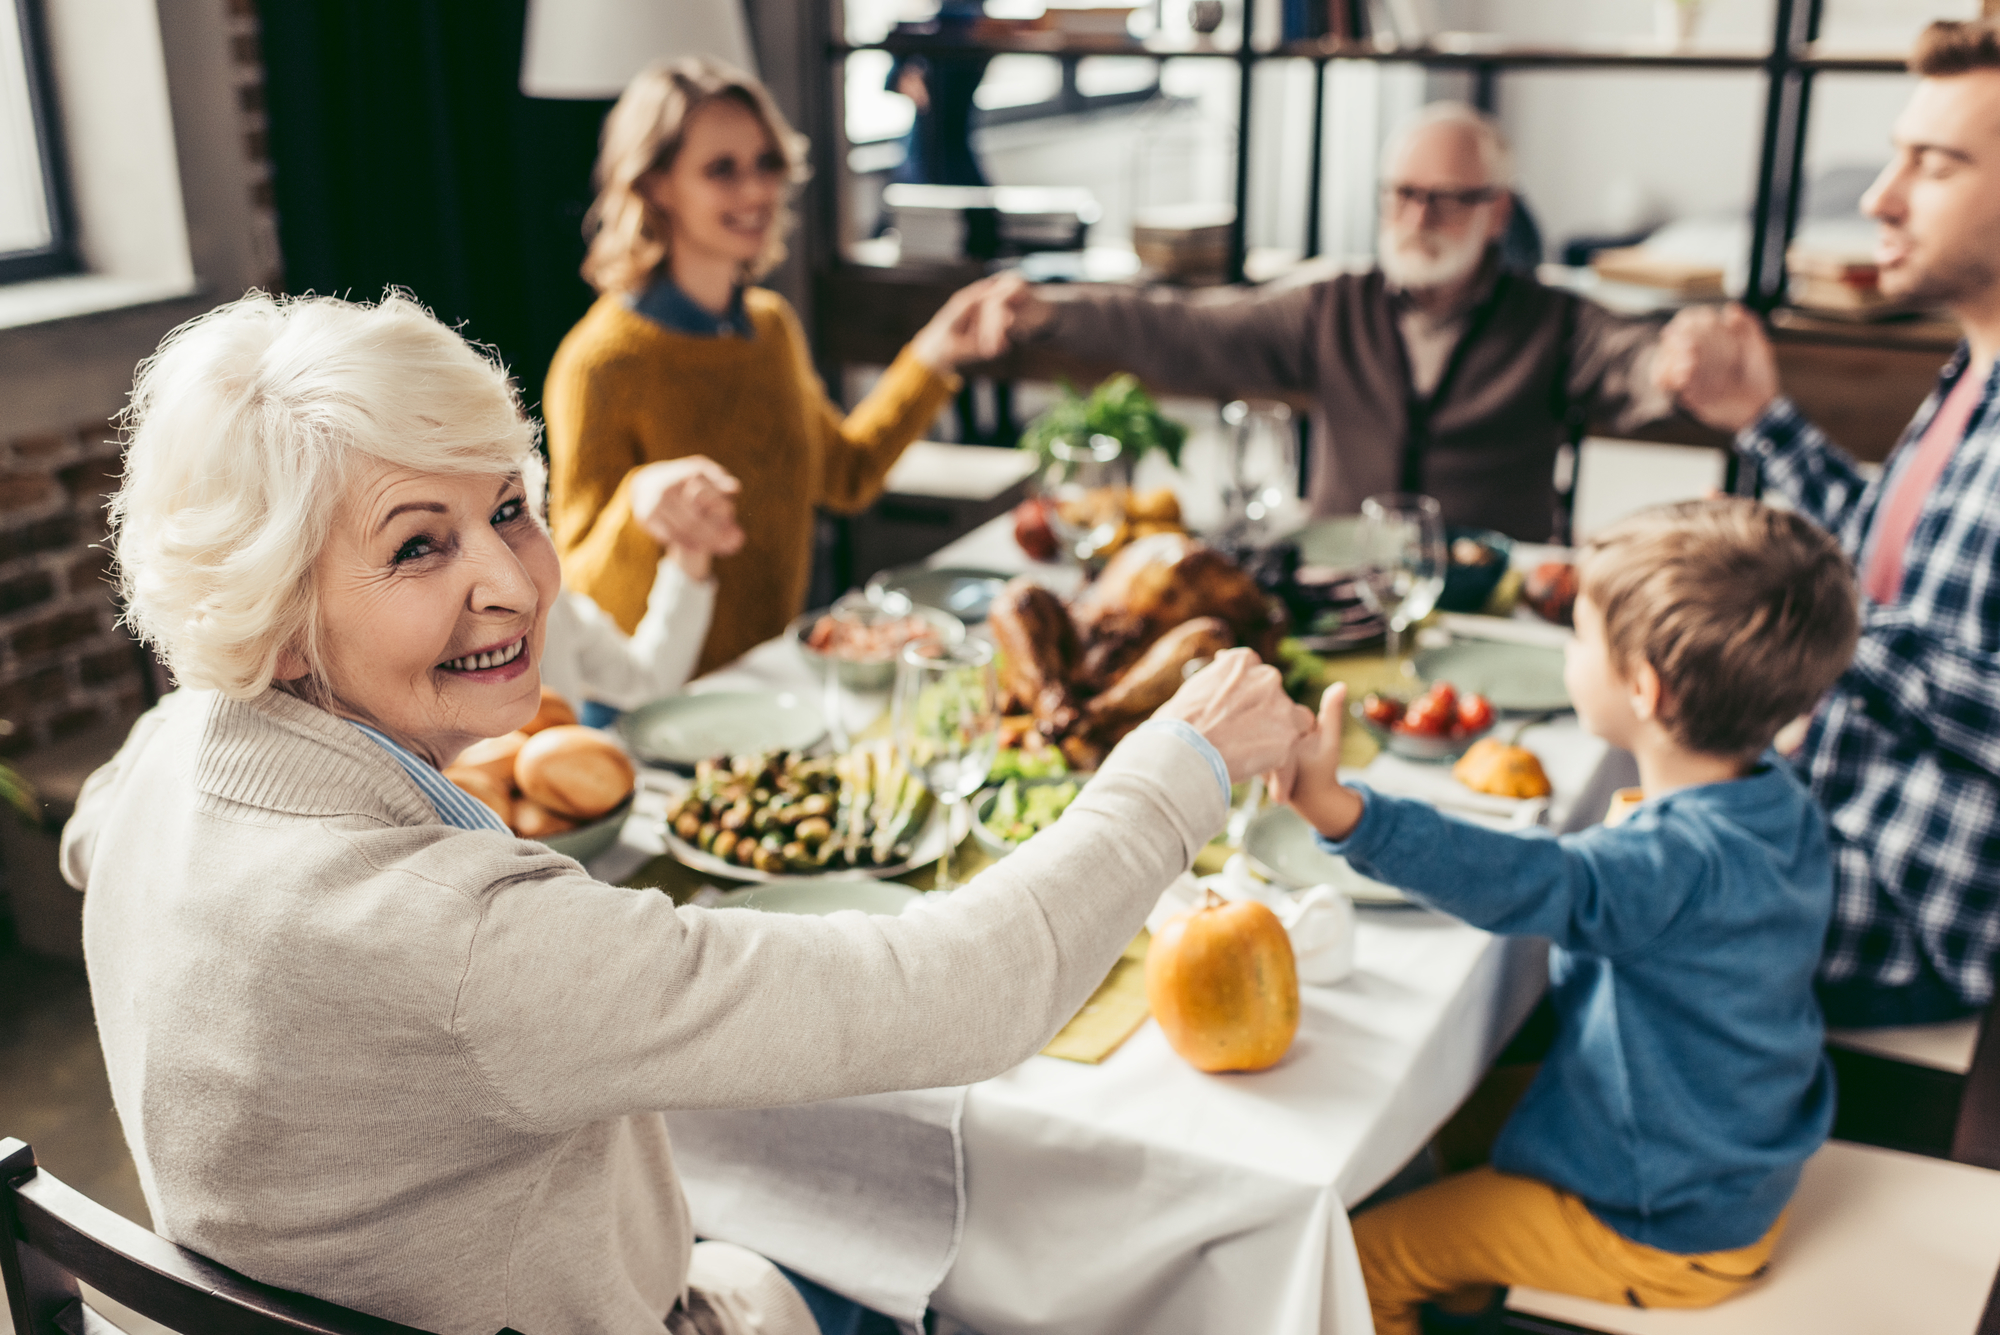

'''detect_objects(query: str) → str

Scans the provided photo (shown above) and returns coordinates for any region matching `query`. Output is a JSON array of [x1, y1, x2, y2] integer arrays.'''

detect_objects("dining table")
[[582, 514, 1635, 1335]]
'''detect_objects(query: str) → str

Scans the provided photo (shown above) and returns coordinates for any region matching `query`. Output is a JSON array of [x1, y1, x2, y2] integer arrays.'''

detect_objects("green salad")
[[988, 746, 1068, 783], [985, 778, 1081, 846]]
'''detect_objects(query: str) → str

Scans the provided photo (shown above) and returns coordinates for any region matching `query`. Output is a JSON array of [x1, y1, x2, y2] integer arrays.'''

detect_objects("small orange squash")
[[1145, 890, 1300, 1073]]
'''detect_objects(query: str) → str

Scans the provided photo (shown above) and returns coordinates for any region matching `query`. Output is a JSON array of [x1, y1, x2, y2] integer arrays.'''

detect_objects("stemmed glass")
[[893, 640, 1000, 893], [1040, 435, 1132, 566], [1355, 492, 1448, 673]]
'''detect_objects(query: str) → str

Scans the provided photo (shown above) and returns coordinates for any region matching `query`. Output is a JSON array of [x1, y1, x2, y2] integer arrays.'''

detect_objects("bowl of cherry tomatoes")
[[1354, 681, 1497, 762]]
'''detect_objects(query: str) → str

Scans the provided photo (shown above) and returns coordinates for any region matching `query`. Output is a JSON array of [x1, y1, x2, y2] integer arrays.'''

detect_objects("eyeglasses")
[[1380, 183, 1499, 218]]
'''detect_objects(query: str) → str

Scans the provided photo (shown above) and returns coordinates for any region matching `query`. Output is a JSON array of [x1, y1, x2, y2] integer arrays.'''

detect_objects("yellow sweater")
[[544, 288, 958, 678]]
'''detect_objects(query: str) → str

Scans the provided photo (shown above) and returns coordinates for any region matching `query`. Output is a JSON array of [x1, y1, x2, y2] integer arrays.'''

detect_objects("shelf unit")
[[826, 0, 1907, 304]]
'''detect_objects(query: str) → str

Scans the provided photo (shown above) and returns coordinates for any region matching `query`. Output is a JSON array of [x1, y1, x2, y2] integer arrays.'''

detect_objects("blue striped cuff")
[[1135, 717, 1232, 807]]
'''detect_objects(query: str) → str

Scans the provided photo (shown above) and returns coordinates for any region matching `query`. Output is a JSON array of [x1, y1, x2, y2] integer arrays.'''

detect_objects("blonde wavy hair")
[[110, 291, 542, 701], [581, 57, 810, 296]]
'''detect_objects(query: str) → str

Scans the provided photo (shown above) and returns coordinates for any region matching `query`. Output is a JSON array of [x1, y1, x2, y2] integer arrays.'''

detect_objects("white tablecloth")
[[585, 514, 1628, 1334]]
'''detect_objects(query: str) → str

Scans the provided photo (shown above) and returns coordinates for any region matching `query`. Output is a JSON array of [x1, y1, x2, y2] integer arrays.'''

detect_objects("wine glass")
[[1355, 492, 1447, 672], [1218, 399, 1298, 549], [1040, 435, 1132, 566], [892, 640, 1000, 892]]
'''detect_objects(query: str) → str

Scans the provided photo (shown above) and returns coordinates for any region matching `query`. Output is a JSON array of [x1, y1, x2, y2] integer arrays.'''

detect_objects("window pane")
[[1075, 57, 1156, 98], [0, 0, 53, 256], [975, 55, 1062, 110]]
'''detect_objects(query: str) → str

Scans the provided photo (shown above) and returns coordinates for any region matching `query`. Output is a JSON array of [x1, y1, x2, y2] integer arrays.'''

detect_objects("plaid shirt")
[[1740, 347, 2000, 1008]]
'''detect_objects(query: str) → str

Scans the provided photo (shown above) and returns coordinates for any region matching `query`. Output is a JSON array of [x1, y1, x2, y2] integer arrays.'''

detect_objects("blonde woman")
[[72, 291, 1310, 1335], [546, 58, 1004, 678]]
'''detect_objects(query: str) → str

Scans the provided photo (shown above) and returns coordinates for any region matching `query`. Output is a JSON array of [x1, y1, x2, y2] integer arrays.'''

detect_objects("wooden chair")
[[1498, 995, 2000, 1334], [0, 1137, 457, 1335]]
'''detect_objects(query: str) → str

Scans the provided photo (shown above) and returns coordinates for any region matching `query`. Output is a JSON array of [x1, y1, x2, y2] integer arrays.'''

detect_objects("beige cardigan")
[[61, 688, 1222, 1335]]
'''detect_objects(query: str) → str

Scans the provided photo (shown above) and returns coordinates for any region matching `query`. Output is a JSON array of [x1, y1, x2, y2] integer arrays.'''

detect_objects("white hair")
[[110, 291, 542, 700], [1385, 102, 1514, 188]]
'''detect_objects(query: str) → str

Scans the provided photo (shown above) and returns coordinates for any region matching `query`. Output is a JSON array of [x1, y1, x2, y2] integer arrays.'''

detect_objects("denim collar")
[[627, 274, 753, 339]]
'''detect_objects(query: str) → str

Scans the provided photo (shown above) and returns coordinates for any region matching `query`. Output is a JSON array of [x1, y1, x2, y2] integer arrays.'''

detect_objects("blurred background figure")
[[887, 1, 992, 189]]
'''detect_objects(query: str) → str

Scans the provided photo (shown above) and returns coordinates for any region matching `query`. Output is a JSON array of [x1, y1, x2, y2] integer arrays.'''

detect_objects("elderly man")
[[1657, 18, 2000, 1027], [996, 102, 1672, 540]]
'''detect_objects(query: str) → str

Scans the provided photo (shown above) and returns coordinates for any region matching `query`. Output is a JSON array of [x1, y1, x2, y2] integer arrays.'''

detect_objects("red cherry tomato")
[[1362, 693, 1402, 728], [1402, 694, 1455, 737], [1457, 693, 1495, 735], [1425, 681, 1458, 715]]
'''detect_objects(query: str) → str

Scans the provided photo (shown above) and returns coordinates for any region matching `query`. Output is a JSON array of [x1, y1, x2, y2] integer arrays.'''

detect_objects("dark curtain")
[[254, 0, 612, 416]]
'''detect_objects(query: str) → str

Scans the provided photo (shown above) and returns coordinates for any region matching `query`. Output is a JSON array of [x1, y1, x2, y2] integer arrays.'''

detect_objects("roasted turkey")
[[988, 537, 1285, 762], [1069, 533, 1282, 690]]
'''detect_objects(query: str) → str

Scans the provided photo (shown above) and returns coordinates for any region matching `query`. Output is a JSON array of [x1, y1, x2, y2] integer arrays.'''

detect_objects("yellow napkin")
[[1041, 930, 1152, 1064]]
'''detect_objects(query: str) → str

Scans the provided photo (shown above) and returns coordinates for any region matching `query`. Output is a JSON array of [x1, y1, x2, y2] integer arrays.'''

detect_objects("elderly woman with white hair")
[[62, 291, 1312, 1335]]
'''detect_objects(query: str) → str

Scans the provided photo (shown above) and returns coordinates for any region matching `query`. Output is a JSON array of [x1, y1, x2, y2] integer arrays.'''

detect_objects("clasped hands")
[[1154, 651, 1364, 841], [628, 456, 745, 580]]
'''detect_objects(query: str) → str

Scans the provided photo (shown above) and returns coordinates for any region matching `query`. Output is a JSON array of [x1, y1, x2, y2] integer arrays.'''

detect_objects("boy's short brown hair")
[[1578, 497, 1859, 758], [1912, 19, 2000, 76]]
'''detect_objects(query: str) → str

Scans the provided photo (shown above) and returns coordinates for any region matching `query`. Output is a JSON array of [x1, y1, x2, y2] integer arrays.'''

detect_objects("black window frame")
[[0, 0, 76, 284]]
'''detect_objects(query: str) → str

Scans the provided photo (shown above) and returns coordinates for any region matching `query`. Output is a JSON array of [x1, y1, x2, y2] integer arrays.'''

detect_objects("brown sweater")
[[1032, 257, 1672, 541], [544, 289, 958, 677]]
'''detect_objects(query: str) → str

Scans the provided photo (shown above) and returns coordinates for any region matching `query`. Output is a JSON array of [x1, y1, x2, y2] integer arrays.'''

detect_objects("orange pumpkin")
[[1145, 890, 1300, 1072]]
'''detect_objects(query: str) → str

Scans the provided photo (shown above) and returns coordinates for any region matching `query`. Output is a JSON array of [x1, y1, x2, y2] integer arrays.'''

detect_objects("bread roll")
[[525, 684, 578, 735], [444, 766, 512, 825], [452, 731, 529, 786], [511, 794, 578, 839], [514, 725, 634, 819]]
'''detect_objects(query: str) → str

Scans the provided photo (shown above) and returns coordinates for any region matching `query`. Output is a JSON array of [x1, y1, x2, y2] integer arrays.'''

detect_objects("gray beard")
[[1378, 224, 1488, 291]]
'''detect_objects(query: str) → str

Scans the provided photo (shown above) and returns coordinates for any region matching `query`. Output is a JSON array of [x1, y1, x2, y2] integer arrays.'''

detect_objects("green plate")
[[1242, 805, 1410, 906], [1412, 640, 1572, 714], [1294, 516, 1363, 570], [866, 565, 1013, 624], [541, 794, 634, 864], [618, 690, 825, 767], [713, 878, 922, 915]]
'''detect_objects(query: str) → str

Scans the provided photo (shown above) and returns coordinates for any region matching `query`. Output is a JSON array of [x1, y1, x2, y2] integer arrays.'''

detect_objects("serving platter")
[[619, 690, 825, 767], [661, 803, 948, 884]]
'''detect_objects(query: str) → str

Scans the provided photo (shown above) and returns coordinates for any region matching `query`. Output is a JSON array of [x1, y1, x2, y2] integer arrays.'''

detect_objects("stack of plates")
[[1290, 564, 1387, 653], [1287, 517, 1387, 652]]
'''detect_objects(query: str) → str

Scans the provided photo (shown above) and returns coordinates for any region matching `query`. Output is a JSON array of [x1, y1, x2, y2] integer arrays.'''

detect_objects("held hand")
[[1154, 647, 1315, 784], [910, 275, 1015, 373], [1268, 683, 1365, 841], [629, 457, 744, 569], [1654, 303, 1780, 433]]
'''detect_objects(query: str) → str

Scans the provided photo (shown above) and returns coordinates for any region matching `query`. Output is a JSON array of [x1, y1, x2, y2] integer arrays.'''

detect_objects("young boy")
[[1272, 497, 1860, 1334]]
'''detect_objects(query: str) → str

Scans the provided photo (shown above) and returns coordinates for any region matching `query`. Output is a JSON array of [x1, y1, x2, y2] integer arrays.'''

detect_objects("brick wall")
[[0, 423, 145, 756], [0, 4, 281, 763]]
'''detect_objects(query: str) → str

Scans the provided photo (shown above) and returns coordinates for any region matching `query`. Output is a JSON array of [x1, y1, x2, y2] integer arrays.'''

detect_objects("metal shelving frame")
[[829, 0, 1913, 304]]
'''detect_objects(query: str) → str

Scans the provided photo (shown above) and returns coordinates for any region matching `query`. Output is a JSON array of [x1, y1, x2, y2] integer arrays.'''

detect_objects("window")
[[0, 0, 72, 282]]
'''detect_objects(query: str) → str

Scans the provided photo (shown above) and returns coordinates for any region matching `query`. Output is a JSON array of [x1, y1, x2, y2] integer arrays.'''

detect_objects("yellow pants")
[[1353, 1165, 1785, 1335]]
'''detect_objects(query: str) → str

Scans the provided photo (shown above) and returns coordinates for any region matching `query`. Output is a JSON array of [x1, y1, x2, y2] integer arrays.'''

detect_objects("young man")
[[992, 104, 1674, 541], [1274, 498, 1860, 1334], [1656, 18, 2000, 1026]]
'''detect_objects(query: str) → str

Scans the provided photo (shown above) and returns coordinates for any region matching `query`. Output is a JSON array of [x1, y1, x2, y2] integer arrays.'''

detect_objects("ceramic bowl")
[[789, 604, 967, 692]]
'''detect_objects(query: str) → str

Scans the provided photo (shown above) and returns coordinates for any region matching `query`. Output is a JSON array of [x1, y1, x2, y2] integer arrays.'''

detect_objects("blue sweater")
[[1320, 763, 1835, 1253]]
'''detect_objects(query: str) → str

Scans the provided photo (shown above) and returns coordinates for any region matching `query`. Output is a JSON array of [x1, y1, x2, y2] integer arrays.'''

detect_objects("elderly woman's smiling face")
[[300, 462, 561, 768]]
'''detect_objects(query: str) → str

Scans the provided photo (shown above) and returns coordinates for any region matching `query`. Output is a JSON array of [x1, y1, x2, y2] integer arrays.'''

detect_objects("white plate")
[[713, 879, 922, 915], [1241, 805, 1412, 907], [662, 806, 948, 884], [619, 690, 825, 767]]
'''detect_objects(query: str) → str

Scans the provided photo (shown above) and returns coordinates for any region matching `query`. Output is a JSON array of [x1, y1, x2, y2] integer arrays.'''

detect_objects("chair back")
[[1952, 991, 2000, 1170], [0, 1138, 434, 1335]]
